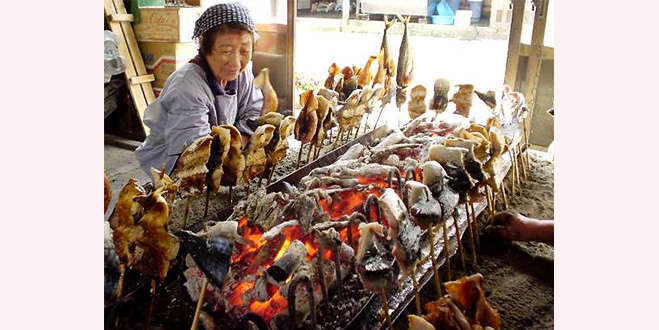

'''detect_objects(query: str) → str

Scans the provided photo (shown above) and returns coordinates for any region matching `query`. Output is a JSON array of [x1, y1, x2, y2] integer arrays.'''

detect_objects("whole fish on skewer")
[[253, 68, 278, 115], [430, 78, 451, 117], [396, 15, 414, 90]]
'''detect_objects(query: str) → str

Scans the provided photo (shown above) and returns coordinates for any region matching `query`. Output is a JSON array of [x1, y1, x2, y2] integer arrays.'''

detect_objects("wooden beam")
[[523, 0, 551, 138], [503, 0, 526, 87], [286, 0, 297, 111], [130, 74, 155, 85], [519, 44, 554, 60], [108, 13, 134, 22]]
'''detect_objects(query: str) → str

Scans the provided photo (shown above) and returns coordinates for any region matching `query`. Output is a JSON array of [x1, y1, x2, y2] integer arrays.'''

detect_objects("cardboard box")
[[133, 7, 203, 42], [139, 41, 199, 92]]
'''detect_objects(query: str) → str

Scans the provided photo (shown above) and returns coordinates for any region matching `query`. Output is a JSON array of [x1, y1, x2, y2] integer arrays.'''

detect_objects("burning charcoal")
[[283, 192, 330, 235], [175, 230, 233, 290], [251, 192, 293, 232], [379, 188, 423, 280], [267, 240, 306, 283], [261, 220, 300, 241]]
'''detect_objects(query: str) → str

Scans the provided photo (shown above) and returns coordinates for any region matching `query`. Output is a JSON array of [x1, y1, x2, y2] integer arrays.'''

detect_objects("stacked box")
[[134, 6, 202, 95], [139, 41, 198, 96]]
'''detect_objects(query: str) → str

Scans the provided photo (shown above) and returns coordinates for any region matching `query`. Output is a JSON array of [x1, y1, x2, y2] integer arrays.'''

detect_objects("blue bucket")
[[431, 15, 454, 25]]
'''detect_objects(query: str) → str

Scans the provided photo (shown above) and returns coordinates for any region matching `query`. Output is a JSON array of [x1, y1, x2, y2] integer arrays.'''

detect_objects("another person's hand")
[[488, 211, 554, 245], [489, 211, 529, 242]]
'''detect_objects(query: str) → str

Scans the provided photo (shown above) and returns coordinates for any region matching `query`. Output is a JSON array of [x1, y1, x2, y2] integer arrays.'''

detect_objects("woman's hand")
[[241, 134, 250, 150]]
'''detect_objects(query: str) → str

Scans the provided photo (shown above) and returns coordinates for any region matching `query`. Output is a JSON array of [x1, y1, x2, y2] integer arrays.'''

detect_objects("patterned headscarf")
[[192, 2, 259, 41]]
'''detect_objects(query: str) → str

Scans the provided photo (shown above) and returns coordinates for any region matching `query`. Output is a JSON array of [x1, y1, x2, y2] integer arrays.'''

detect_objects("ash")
[[314, 273, 372, 330]]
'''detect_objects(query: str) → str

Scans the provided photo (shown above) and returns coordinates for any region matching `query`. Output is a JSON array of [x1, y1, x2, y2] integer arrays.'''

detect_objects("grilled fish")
[[396, 15, 414, 89]]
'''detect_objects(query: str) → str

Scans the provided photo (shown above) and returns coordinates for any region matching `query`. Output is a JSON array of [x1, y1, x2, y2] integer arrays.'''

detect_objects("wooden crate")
[[133, 6, 203, 43], [139, 41, 198, 95]]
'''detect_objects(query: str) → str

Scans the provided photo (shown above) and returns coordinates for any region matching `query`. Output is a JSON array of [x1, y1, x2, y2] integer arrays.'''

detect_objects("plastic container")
[[454, 10, 473, 27], [436, 0, 455, 16], [431, 15, 454, 25], [469, 0, 483, 22]]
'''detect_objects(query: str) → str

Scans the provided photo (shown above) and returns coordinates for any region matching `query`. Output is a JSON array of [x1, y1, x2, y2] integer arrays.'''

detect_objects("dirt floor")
[[393, 149, 554, 330]]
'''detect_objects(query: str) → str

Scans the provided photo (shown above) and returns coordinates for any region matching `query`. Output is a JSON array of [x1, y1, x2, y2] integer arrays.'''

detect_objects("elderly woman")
[[135, 2, 263, 175]]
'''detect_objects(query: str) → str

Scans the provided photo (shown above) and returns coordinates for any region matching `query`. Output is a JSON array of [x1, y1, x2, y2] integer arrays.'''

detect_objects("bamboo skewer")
[[522, 117, 531, 172], [306, 143, 314, 164], [204, 188, 211, 218], [373, 105, 386, 132], [379, 287, 394, 330], [441, 222, 452, 280], [428, 226, 443, 297], [228, 186, 233, 204], [295, 143, 305, 169], [190, 276, 208, 330], [411, 263, 422, 315], [518, 144, 528, 179], [117, 264, 126, 299], [267, 163, 278, 186], [363, 113, 370, 135], [509, 149, 517, 195], [145, 279, 157, 330], [464, 203, 477, 265], [182, 197, 192, 229], [500, 183, 509, 209], [470, 202, 480, 249], [452, 216, 467, 270]]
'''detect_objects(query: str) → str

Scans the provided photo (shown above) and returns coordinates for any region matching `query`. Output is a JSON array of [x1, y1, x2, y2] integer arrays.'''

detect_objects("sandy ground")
[[393, 149, 554, 330]]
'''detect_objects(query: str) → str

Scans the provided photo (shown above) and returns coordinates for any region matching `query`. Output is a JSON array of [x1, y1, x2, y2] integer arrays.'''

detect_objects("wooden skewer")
[[145, 279, 157, 330], [452, 215, 467, 270], [465, 203, 477, 265], [363, 113, 370, 135], [267, 163, 278, 186], [470, 202, 480, 249], [500, 183, 509, 209], [518, 144, 528, 179], [379, 287, 394, 330], [513, 147, 521, 189], [486, 186, 496, 222], [522, 117, 531, 171], [327, 128, 333, 146], [508, 148, 517, 195], [306, 143, 314, 164], [373, 105, 386, 131], [203, 187, 211, 218], [117, 263, 126, 299], [428, 226, 443, 297], [190, 276, 208, 330], [228, 186, 233, 204], [411, 263, 422, 315], [295, 143, 304, 169], [441, 222, 452, 281], [182, 197, 192, 229]]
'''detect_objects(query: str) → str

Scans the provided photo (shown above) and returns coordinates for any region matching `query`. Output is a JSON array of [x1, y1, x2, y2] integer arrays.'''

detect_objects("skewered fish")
[[219, 125, 246, 187], [133, 187, 180, 283], [294, 90, 319, 144], [430, 78, 451, 113], [405, 180, 442, 228], [474, 90, 496, 109], [421, 161, 459, 222], [380, 15, 396, 76], [207, 126, 232, 193], [358, 55, 377, 88], [172, 135, 213, 197], [324, 63, 341, 90], [443, 274, 501, 330], [355, 222, 395, 292], [253, 68, 278, 115], [396, 15, 414, 89], [379, 188, 423, 280], [112, 178, 146, 267], [311, 95, 333, 150], [372, 50, 386, 87], [408, 85, 428, 120], [243, 124, 276, 183], [451, 84, 475, 118], [408, 315, 436, 330]]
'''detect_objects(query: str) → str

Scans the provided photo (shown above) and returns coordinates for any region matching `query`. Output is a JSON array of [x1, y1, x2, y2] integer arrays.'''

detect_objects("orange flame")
[[249, 291, 289, 324]]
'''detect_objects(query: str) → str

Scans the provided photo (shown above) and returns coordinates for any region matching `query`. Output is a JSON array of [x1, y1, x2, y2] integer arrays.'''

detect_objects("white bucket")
[[454, 10, 473, 27]]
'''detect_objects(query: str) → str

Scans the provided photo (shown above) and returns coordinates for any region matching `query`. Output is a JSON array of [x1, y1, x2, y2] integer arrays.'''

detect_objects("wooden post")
[[523, 0, 551, 139], [286, 0, 297, 111], [503, 0, 526, 87], [342, 0, 350, 24]]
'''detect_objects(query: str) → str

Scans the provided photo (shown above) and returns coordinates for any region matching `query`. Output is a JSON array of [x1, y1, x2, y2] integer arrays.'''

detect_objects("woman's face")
[[205, 29, 253, 84]]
